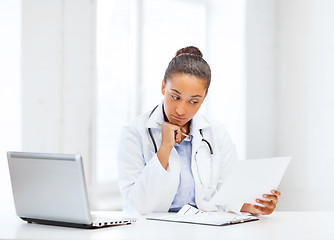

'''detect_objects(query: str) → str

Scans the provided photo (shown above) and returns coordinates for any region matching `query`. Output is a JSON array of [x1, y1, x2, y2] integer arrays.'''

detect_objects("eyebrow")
[[171, 89, 202, 98]]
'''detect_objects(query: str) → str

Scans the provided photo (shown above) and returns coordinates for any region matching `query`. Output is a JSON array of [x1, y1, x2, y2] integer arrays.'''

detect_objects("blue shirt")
[[169, 136, 197, 212]]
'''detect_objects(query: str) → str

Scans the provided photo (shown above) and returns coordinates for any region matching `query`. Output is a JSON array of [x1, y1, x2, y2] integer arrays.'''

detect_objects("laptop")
[[7, 151, 136, 229]]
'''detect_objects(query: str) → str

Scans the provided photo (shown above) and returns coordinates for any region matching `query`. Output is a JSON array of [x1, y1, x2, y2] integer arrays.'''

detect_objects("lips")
[[172, 115, 186, 121]]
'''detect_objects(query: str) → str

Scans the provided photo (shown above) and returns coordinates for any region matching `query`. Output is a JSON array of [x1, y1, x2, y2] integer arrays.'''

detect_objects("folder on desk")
[[147, 205, 258, 226]]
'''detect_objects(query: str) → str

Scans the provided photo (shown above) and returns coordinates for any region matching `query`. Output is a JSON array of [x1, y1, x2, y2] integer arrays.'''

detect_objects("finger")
[[175, 130, 181, 142], [271, 189, 281, 196], [252, 204, 268, 215], [256, 198, 275, 209], [180, 127, 190, 140], [164, 122, 179, 132], [173, 125, 181, 142], [163, 122, 182, 142], [263, 194, 278, 204], [180, 127, 187, 134]]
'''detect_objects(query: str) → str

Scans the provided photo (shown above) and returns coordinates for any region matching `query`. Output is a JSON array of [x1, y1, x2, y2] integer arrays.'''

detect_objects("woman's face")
[[161, 73, 208, 127]]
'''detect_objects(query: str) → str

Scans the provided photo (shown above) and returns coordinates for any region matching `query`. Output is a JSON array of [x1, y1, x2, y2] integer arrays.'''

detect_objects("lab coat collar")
[[146, 101, 165, 129], [145, 100, 210, 132], [189, 110, 210, 134]]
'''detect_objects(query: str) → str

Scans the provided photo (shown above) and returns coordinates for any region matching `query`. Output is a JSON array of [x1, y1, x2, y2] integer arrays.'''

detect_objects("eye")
[[189, 100, 199, 105], [171, 95, 180, 100]]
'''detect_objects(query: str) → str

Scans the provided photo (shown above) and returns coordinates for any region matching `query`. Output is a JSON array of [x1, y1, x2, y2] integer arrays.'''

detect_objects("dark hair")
[[163, 46, 211, 90]]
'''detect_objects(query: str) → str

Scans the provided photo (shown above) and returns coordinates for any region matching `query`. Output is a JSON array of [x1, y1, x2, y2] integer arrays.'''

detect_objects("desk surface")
[[1, 211, 334, 240]]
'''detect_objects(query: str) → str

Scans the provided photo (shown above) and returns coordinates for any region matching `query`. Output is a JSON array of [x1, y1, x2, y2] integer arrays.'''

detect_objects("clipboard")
[[147, 205, 258, 226]]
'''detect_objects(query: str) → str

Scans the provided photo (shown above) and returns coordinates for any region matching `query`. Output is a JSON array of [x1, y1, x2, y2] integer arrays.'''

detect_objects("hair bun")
[[175, 46, 203, 58]]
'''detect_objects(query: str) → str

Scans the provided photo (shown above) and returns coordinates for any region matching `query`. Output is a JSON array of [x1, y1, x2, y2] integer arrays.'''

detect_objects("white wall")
[[276, 0, 334, 210], [0, 0, 21, 212], [247, 0, 334, 211], [21, 0, 97, 202], [207, 0, 247, 159], [246, 0, 277, 158]]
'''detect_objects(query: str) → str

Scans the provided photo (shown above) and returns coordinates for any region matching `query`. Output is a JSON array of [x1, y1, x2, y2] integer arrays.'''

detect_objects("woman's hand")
[[160, 122, 183, 149], [240, 190, 281, 215], [157, 122, 186, 170]]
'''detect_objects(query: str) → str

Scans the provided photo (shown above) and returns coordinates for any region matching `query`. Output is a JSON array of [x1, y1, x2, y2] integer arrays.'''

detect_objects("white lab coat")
[[117, 102, 239, 215]]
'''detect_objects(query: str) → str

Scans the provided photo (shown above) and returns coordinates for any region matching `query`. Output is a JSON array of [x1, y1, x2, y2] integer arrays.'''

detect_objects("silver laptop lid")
[[7, 152, 92, 224]]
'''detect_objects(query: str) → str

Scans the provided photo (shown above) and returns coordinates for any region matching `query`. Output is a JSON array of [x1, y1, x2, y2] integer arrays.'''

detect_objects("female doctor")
[[117, 46, 280, 215]]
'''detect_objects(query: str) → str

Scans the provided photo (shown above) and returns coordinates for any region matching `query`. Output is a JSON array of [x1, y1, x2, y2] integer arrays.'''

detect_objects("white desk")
[[1, 211, 334, 240]]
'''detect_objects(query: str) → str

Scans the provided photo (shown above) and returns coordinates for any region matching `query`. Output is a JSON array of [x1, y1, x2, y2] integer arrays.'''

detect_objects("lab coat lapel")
[[145, 102, 164, 155], [190, 112, 210, 160], [191, 130, 202, 165], [146, 101, 165, 129], [190, 129, 202, 191], [190, 113, 218, 211], [190, 112, 210, 182]]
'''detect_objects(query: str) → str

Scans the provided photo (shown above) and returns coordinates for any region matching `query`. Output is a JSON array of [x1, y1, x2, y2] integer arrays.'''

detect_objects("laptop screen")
[[7, 152, 92, 224]]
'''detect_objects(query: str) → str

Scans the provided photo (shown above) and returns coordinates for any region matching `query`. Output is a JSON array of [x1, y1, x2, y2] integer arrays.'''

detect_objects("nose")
[[175, 101, 186, 116]]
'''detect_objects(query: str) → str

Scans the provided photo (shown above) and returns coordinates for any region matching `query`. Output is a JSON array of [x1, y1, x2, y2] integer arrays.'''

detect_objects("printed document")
[[210, 156, 291, 212]]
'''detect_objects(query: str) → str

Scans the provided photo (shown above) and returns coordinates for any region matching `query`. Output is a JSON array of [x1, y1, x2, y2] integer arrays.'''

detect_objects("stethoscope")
[[147, 105, 215, 189]]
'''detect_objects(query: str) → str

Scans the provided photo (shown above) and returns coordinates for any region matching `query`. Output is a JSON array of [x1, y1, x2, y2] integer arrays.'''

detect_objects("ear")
[[161, 80, 166, 95]]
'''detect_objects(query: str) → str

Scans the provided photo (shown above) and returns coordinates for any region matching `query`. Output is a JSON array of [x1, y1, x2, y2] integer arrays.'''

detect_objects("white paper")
[[210, 156, 291, 211], [147, 205, 258, 226], [176, 204, 203, 216]]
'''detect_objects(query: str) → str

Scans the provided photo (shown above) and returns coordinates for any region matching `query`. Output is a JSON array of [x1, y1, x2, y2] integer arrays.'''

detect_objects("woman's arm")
[[117, 126, 178, 214]]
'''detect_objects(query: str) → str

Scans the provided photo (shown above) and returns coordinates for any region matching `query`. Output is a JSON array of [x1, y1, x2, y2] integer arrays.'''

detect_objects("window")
[[96, 0, 132, 184]]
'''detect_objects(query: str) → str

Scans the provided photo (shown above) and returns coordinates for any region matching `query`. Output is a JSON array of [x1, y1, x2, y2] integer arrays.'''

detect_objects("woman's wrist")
[[157, 144, 173, 170]]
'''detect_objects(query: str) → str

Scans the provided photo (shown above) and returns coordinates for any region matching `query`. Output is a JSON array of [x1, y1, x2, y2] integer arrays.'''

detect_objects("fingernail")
[[264, 194, 267, 197], [271, 190, 275, 194], [256, 199, 260, 203]]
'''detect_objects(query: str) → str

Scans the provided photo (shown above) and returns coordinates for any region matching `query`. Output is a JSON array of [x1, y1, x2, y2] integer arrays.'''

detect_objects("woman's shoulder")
[[121, 110, 151, 133], [198, 113, 238, 159], [196, 112, 228, 134]]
